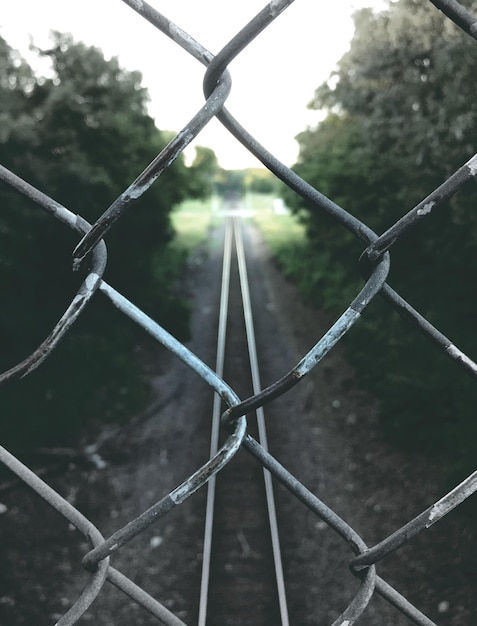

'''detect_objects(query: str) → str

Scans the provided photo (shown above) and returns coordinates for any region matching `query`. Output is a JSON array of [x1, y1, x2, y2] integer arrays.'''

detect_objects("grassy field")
[[171, 192, 308, 285], [247, 193, 305, 251], [246, 193, 309, 283], [171, 196, 222, 252]]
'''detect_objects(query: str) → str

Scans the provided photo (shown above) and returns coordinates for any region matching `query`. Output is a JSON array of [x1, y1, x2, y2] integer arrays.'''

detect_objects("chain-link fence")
[[1, 1, 477, 624]]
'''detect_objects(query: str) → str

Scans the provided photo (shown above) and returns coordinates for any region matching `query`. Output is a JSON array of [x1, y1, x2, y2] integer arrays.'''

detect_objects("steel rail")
[[198, 213, 289, 625], [233, 215, 289, 626], [198, 217, 234, 626]]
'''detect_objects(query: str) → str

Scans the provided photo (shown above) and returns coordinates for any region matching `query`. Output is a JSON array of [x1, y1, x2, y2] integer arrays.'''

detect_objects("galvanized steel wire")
[[1, 0, 477, 624]]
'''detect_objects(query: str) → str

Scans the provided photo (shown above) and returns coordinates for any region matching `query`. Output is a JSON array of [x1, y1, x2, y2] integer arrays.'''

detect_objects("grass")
[[249, 195, 305, 249], [172, 193, 306, 256], [171, 196, 222, 252], [247, 193, 308, 279], [171, 192, 309, 286]]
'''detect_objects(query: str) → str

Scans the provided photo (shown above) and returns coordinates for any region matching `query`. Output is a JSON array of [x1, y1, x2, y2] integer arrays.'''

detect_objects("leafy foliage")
[[0, 33, 192, 447], [245, 168, 279, 195], [284, 0, 477, 477], [187, 146, 219, 199], [214, 168, 246, 200]]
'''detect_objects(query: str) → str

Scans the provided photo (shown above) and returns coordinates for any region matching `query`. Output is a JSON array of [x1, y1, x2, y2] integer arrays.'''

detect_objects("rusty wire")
[[1, 0, 477, 624]]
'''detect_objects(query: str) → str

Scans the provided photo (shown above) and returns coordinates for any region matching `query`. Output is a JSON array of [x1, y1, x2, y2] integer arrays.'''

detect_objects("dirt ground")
[[0, 217, 475, 625]]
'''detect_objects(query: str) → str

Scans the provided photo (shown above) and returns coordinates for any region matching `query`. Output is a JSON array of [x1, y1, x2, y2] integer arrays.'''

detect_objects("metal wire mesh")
[[1, 1, 476, 624]]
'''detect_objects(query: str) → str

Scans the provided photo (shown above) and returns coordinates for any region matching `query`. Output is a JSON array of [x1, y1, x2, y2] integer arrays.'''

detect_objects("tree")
[[187, 145, 219, 199], [0, 33, 190, 447], [245, 168, 278, 195], [215, 168, 246, 200], [286, 0, 477, 475]]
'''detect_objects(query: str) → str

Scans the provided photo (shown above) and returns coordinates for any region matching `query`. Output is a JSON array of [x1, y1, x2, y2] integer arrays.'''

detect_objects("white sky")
[[1, 1, 386, 169]]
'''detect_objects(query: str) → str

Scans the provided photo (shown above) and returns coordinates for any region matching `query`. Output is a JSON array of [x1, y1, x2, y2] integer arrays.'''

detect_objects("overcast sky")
[[1, 1, 386, 169]]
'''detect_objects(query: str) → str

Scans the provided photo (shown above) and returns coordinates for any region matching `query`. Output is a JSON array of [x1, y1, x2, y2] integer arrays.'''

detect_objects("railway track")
[[2, 205, 471, 626], [198, 214, 289, 626]]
